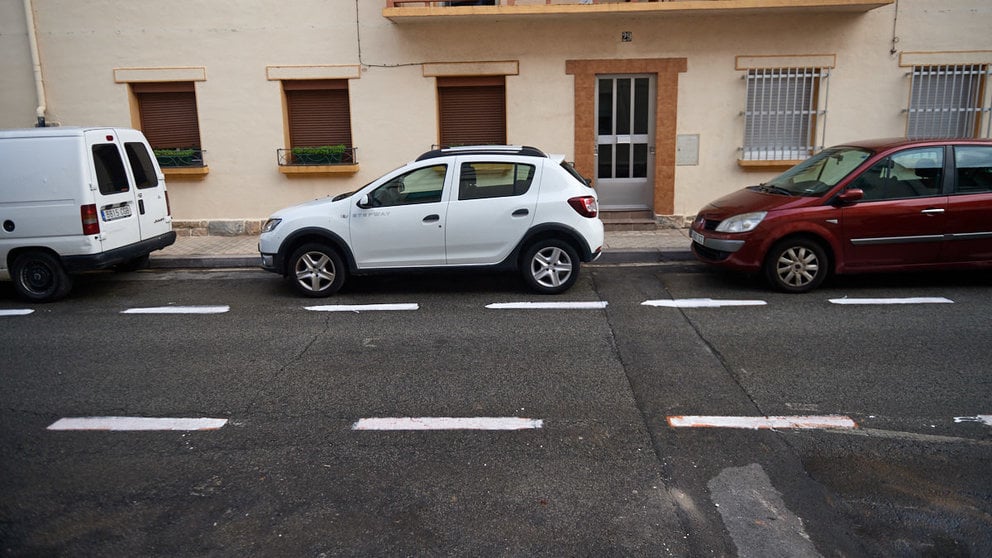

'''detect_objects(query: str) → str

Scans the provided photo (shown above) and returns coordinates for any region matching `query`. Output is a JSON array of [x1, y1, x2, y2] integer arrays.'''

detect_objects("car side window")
[[954, 146, 992, 194], [368, 165, 446, 207], [849, 147, 944, 202], [458, 162, 535, 200]]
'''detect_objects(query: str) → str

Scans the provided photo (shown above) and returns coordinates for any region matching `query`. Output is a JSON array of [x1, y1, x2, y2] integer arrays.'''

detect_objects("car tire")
[[764, 238, 828, 293], [521, 239, 580, 294], [288, 243, 346, 297], [11, 251, 73, 302]]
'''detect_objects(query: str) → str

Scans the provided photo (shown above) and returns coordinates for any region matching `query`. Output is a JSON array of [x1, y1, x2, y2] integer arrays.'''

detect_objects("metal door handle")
[[423, 214, 440, 223], [512, 209, 529, 217], [921, 208, 945, 215]]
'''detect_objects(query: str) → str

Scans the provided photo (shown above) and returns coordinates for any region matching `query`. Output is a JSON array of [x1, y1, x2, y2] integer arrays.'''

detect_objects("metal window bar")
[[741, 68, 826, 161], [907, 64, 991, 139]]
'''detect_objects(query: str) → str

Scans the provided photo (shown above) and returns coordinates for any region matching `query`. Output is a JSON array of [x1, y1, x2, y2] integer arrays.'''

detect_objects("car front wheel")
[[12, 251, 73, 302], [521, 239, 580, 294], [288, 243, 346, 297], [764, 238, 828, 293]]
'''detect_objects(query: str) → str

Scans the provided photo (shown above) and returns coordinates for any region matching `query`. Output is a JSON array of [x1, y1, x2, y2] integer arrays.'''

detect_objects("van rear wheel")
[[12, 251, 73, 302]]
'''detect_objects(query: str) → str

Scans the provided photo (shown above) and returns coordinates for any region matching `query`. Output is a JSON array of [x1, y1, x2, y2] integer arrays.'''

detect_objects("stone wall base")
[[172, 219, 267, 237]]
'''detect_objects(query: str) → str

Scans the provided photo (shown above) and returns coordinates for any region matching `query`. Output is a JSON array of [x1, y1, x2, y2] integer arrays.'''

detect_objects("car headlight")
[[261, 218, 282, 233], [715, 211, 766, 233]]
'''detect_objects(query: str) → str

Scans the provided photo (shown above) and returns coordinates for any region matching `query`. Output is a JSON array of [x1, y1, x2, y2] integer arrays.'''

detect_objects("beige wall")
[[2, 0, 990, 223]]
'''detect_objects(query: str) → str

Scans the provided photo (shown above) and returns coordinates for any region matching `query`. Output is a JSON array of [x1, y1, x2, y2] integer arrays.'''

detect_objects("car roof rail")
[[416, 145, 547, 161]]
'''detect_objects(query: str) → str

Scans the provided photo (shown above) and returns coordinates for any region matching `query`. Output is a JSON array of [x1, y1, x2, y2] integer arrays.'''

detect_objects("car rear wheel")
[[522, 239, 579, 294], [764, 238, 828, 293], [12, 251, 73, 302], [288, 243, 346, 297]]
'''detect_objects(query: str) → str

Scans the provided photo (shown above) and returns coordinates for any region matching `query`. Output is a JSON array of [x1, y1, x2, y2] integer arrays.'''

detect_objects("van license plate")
[[690, 230, 705, 245], [102, 205, 132, 221]]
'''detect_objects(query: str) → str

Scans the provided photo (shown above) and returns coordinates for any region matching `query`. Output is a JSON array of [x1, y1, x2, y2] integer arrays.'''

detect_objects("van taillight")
[[81, 204, 100, 235], [567, 196, 599, 218]]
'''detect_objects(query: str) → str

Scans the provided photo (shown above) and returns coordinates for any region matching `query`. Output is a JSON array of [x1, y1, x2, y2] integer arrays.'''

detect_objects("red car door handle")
[[921, 208, 945, 215]]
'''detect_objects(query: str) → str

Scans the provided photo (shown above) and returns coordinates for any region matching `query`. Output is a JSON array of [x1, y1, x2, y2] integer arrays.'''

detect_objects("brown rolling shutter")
[[284, 80, 352, 148], [438, 76, 506, 146], [133, 82, 201, 149]]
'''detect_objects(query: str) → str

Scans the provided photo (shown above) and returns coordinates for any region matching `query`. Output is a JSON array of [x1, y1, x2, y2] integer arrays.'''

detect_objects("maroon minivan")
[[690, 138, 992, 292]]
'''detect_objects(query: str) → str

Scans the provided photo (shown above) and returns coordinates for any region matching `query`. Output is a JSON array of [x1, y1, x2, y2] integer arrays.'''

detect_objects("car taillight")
[[81, 204, 100, 235], [568, 196, 598, 218]]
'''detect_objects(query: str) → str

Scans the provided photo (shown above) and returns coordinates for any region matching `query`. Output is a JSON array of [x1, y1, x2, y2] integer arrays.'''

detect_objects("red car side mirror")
[[835, 188, 864, 205]]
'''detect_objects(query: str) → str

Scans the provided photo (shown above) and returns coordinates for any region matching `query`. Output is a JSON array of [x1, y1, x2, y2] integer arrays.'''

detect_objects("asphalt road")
[[1, 263, 990, 556]]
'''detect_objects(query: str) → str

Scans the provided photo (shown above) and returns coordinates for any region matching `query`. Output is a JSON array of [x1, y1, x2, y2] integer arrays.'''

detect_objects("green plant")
[[153, 147, 200, 167], [291, 145, 347, 164]]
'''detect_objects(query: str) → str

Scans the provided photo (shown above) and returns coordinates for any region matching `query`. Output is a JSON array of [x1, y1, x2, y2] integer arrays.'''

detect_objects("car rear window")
[[125, 142, 159, 189], [560, 160, 592, 188]]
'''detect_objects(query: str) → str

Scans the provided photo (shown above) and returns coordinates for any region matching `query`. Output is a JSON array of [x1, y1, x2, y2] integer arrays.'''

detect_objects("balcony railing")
[[154, 148, 206, 168], [277, 146, 358, 167]]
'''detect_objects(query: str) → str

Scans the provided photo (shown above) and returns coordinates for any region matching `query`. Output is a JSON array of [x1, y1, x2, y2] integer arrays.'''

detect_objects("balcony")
[[384, 0, 893, 22], [155, 148, 209, 178], [277, 146, 359, 176]]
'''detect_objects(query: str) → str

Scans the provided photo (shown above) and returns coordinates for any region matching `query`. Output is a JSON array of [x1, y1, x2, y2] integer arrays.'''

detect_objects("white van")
[[0, 127, 176, 301]]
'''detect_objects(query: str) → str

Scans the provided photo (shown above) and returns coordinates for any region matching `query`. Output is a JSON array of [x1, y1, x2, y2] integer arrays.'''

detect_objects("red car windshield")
[[762, 147, 872, 196]]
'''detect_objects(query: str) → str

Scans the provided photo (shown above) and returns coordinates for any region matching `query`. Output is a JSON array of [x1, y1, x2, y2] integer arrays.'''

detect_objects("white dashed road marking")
[[353, 417, 544, 431], [305, 303, 419, 312], [0, 309, 34, 316], [486, 302, 608, 310], [954, 415, 992, 426], [121, 305, 231, 314], [47, 417, 228, 431], [642, 298, 767, 308], [667, 415, 857, 430], [828, 297, 953, 305]]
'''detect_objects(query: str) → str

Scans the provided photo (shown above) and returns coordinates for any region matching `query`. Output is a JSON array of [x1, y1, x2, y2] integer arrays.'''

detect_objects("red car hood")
[[698, 187, 815, 219]]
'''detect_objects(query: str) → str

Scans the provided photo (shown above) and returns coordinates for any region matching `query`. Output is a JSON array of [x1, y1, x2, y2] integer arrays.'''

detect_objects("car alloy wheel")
[[522, 239, 579, 294], [765, 238, 828, 293], [289, 243, 345, 297]]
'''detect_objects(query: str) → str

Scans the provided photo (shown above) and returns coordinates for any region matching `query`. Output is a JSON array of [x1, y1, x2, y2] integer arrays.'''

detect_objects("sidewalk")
[[149, 228, 694, 269]]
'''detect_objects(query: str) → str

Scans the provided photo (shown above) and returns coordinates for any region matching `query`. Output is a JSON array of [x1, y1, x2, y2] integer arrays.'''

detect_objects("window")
[[907, 65, 991, 139], [132, 82, 203, 165], [438, 76, 506, 146], [124, 142, 159, 189], [458, 162, 534, 200], [741, 67, 827, 161], [368, 165, 447, 207], [284, 79, 354, 163], [955, 146, 992, 193], [92, 144, 129, 195], [850, 147, 944, 201]]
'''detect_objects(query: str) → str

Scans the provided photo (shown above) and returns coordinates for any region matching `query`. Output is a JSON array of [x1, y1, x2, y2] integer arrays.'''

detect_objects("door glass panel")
[[598, 79, 613, 136], [634, 78, 649, 135], [598, 144, 613, 179], [633, 144, 648, 178], [92, 144, 130, 194], [955, 146, 992, 193], [616, 143, 631, 178], [124, 142, 159, 189], [615, 79, 631, 135]]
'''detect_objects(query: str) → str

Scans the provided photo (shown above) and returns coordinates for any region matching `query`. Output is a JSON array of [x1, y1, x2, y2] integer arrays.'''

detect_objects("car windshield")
[[761, 147, 872, 196]]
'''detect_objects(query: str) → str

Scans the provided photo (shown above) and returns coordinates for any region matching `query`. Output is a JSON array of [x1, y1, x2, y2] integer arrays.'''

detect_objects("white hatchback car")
[[259, 145, 604, 296]]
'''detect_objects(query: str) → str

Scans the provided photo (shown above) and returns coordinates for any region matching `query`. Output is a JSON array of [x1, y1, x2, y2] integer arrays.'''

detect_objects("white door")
[[349, 163, 450, 268], [595, 75, 656, 210], [117, 129, 172, 240], [85, 130, 141, 251]]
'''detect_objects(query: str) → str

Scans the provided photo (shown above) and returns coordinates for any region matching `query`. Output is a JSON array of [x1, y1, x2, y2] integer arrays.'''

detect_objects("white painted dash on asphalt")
[[353, 417, 543, 431], [828, 297, 953, 305], [0, 309, 34, 316], [121, 305, 230, 314], [486, 302, 608, 310], [667, 415, 857, 430], [642, 298, 767, 308], [305, 303, 419, 312], [954, 415, 992, 426], [47, 417, 228, 431]]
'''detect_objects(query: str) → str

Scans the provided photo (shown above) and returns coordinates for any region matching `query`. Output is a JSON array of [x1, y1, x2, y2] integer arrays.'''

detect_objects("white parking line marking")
[[642, 298, 767, 308], [954, 415, 992, 426], [305, 303, 419, 312], [0, 309, 34, 316], [47, 417, 227, 431], [353, 417, 543, 431], [667, 415, 857, 430], [121, 306, 230, 314], [486, 302, 608, 310], [828, 297, 953, 305]]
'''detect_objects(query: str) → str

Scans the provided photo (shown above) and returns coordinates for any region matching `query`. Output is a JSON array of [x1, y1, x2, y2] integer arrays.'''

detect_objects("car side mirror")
[[835, 188, 864, 205], [357, 194, 371, 209]]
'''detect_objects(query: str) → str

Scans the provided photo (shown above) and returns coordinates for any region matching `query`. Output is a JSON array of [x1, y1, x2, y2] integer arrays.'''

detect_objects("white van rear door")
[[117, 129, 171, 240], [85, 130, 141, 252]]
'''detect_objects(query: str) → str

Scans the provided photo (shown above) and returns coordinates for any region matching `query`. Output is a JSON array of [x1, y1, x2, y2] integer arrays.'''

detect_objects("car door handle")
[[423, 214, 440, 223], [921, 208, 945, 215], [512, 209, 529, 217]]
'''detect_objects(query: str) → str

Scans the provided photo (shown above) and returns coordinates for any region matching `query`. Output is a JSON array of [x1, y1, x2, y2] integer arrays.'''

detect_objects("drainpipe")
[[24, 0, 47, 127]]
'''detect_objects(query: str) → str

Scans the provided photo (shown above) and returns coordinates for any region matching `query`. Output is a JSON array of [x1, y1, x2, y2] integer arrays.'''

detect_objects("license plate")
[[690, 229, 705, 245], [102, 204, 132, 221]]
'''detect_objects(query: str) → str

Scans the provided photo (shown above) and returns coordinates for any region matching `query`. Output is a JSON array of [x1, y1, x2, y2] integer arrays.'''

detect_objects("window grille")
[[907, 64, 991, 139], [741, 68, 827, 161]]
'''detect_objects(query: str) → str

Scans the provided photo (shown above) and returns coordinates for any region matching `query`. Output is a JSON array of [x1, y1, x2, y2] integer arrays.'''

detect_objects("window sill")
[[163, 166, 209, 180], [280, 164, 360, 176], [737, 159, 802, 171]]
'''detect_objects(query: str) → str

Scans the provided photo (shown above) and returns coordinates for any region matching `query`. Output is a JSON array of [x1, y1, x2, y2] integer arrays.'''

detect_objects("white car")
[[259, 145, 604, 296]]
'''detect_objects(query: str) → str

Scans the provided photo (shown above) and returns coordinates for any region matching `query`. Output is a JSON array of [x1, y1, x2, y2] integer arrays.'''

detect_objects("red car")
[[691, 138, 992, 292]]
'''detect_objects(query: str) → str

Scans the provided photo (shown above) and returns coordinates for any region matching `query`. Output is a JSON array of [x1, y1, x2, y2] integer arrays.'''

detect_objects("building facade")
[[2, 0, 990, 234]]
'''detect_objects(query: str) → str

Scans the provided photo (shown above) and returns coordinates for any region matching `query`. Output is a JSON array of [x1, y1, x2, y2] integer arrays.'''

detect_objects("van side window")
[[125, 142, 159, 189], [92, 144, 130, 194]]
